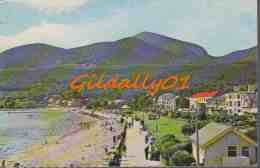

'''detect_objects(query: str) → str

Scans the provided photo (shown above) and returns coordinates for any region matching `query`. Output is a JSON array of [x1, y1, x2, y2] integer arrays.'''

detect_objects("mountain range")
[[0, 32, 256, 98]]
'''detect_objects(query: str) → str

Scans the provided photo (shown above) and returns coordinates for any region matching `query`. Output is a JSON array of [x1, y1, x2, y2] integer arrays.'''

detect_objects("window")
[[227, 146, 238, 157], [238, 101, 241, 107], [241, 147, 249, 157]]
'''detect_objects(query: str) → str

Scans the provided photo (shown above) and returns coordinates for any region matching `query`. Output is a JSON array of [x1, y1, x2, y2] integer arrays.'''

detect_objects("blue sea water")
[[0, 110, 73, 159]]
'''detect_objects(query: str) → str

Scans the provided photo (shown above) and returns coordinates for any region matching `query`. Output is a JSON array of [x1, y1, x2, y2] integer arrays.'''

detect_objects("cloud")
[[0, 0, 257, 55], [8, 0, 89, 14], [0, 23, 69, 51], [0, 11, 132, 52], [163, 0, 257, 55]]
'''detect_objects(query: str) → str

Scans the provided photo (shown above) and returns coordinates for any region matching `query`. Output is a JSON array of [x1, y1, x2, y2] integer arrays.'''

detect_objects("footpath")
[[120, 121, 161, 167]]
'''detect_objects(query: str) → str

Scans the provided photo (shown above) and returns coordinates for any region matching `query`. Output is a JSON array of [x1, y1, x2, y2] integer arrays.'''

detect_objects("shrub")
[[182, 121, 208, 135], [156, 134, 180, 163], [180, 112, 192, 119], [181, 141, 192, 153], [169, 150, 195, 166], [182, 123, 195, 135]]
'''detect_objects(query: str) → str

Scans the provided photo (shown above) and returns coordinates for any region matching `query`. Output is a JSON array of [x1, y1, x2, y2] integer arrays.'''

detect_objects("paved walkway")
[[121, 121, 161, 167]]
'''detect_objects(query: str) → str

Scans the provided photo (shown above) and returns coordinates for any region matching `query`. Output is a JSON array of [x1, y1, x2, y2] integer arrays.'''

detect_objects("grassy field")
[[135, 111, 188, 142]]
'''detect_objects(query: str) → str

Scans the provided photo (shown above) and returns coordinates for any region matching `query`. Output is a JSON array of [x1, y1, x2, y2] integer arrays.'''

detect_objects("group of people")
[[125, 116, 134, 128], [102, 118, 124, 155], [144, 131, 156, 160], [1, 160, 21, 168]]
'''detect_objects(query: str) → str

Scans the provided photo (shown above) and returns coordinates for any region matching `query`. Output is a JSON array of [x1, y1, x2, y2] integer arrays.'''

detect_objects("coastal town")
[[0, 83, 257, 167], [0, 0, 257, 167]]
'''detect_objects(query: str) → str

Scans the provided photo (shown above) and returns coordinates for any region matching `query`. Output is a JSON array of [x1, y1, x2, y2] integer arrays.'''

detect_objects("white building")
[[224, 85, 257, 115], [157, 93, 177, 112], [189, 91, 218, 112]]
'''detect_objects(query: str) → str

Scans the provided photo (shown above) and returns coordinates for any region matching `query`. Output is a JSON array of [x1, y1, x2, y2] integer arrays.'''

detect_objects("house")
[[67, 98, 83, 107], [157, 93, 177, 112], [121, 104, 130, 109], [190, 122, 257, 166], [224, 85, 257, 115], [113, 99, 126, 106], [206, 95, 225, 114], [189, 91, 218, 112], [47, 95, 63, 106]]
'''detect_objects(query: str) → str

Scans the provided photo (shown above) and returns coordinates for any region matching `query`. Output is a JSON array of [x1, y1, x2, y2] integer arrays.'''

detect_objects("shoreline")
[[3, 110, 123, 167], [0, 107, 70, 112]]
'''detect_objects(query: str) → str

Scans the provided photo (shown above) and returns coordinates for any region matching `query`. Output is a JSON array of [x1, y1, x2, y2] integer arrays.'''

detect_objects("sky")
[[0, 0, 257, 56]]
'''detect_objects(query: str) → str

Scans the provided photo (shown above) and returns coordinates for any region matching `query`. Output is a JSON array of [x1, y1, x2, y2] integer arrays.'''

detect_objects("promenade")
[[121, 121, 161, 167]]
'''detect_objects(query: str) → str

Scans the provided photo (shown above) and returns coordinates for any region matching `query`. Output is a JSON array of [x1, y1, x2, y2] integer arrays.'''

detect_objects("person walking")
[[1, 160, 6, 168], [113, 135, 117, 144], [145, 134, 149, 144], [145, 146, 149, 160], [104, 146, 108, 153], [13, 162, 20, 168]]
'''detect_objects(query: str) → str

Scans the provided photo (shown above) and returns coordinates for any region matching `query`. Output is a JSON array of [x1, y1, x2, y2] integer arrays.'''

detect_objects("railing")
[[108, 122, 127, 166]]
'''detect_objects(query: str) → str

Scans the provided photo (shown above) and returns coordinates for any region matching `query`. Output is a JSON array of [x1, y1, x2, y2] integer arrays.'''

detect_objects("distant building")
[[224, 85, 257, 115], [121, 104, 130, 109], [190, 122, 257, 166], [189, 91, 218, 112], [157, 93, 177, 112], [47, 95, 63, 106], [206, 95, 226, 114], [113, 99, 126, 105], [67, 98, 82, 107]]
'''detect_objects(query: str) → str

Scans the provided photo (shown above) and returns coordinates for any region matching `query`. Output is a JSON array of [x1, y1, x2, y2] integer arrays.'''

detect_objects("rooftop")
[[192, 91, 218, 98], [190, 122, 231, 146]]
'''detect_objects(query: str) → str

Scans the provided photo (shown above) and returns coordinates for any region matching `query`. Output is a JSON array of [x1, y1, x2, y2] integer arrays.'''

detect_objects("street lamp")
[[155, 104, 159, 137], [195, 106, 200, 167], [152, 102, 157, 135]]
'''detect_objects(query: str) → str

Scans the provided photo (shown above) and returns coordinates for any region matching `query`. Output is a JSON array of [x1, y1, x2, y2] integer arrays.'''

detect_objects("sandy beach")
[[5, 111, 123, 167]]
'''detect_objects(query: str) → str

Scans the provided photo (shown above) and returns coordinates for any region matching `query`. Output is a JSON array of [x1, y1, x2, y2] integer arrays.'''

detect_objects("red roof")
[[192, 91, 218, 98]]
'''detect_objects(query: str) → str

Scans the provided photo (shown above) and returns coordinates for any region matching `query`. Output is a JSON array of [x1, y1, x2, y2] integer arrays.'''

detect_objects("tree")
[[182, 123, 195, 135], [176, 97, 190, 109], [131, 93, 153, 110], [169, 150, 195, 166], [4, 97, 15, 108], [156, 134, 180, 163], [62, 90, 81, 99], [182, 121, 208, 136]]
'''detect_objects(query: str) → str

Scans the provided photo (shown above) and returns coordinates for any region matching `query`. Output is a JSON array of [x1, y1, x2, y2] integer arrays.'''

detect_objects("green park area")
[[133, 111, 194, 166], [141, 114, 188, 142]]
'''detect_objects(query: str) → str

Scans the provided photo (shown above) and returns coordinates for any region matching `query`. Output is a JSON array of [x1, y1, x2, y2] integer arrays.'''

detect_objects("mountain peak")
[[136, 31, 168, 37], [2, 43, 64, 54], [135, 31, 208, 57], [135, 31, 177, 43]]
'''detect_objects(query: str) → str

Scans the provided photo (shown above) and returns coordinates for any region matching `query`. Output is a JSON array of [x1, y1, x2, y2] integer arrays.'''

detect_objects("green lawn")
[[135, 111, 188, 142]]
